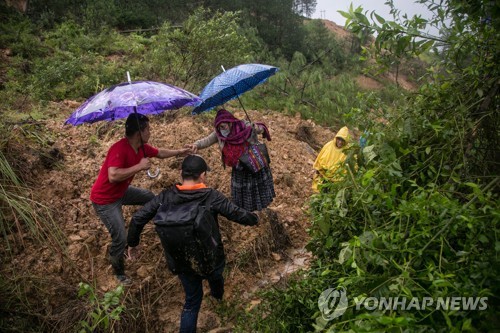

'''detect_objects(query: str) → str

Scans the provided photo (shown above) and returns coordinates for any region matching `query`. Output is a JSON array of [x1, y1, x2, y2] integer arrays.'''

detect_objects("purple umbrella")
[[65, 78, 201, 178], [65, 80, 201, 126]]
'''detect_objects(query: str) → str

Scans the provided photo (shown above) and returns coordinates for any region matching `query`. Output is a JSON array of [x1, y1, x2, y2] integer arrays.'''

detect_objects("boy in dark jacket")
[[127, 154, 258, 332]]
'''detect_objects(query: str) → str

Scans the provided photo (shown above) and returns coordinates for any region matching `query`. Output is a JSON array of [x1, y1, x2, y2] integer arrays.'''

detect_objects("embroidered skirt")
[[231, 165, 275, 211]]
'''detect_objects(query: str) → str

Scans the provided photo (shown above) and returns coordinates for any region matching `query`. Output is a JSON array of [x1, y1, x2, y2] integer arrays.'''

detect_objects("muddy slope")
[[2, 106, 338, 332]]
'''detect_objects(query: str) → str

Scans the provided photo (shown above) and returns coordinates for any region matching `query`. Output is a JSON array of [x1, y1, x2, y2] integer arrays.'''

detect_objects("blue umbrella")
[[192, 63, 279, 120]]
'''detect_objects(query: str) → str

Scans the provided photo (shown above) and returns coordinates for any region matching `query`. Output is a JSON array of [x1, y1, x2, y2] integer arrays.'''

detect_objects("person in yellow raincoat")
[[312, 126, 350, 192]]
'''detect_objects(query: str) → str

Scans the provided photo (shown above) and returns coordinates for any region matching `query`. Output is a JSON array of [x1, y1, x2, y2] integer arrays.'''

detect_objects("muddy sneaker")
[[116, 275, 132, 285]]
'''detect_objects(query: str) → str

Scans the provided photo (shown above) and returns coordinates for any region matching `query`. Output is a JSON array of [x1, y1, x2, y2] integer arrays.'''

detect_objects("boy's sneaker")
[[116, 275, 132, 286]]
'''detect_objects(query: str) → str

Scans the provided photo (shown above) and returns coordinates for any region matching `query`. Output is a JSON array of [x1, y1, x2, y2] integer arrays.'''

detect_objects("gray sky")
[[312, 0, 434, 28]]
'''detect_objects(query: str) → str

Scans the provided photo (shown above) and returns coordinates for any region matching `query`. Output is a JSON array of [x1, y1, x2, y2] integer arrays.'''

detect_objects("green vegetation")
[[241, 1, 500, 332], [0, 127, 65, 254], [0, 0, 498, 331], [140, 8, 258, 91], [78, 283, 125, 332]]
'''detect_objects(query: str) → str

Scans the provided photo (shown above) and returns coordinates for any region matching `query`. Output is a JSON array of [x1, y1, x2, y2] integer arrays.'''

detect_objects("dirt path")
[[3, 106, 337, 331]]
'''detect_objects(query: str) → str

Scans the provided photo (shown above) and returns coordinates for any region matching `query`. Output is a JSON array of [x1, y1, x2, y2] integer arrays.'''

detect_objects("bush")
[[240, 1, 500, 331], [141, 7, 259, 91]]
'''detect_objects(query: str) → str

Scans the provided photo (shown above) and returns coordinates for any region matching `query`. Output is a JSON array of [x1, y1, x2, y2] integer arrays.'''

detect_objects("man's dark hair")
[[181, 155, 210, 180], [125, 113, 149, 137]]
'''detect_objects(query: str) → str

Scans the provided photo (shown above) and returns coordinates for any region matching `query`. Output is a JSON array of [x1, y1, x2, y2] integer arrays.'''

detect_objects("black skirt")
[[231, 165, 275, 211]]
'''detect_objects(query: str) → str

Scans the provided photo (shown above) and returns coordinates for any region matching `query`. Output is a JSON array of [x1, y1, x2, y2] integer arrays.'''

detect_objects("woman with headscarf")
[[312, 126, 351, 192], [188, 109, 275, 211]]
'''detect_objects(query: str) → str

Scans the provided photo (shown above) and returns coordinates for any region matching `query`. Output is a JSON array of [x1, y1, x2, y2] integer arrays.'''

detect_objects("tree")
[[293, 0, 317, 17], [142, 8, 258, 91], [301, 19, 346, 72], [243, 1, 499, 331], [341, 0, 499, 177], [242, 0, 305, 58]]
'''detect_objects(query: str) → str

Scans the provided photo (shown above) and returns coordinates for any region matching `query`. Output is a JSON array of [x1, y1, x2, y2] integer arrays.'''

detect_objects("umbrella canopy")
[[65, 81, 201, 126], [192, 63, 278, 115]]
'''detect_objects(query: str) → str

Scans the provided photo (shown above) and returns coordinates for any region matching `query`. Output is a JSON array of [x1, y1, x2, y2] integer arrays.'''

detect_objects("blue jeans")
[[92, 186, 154, 259], [178, 266, 224, 333]]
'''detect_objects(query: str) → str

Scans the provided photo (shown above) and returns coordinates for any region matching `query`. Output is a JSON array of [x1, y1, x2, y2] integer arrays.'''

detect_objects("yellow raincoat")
[[312, 126, 350, 192]]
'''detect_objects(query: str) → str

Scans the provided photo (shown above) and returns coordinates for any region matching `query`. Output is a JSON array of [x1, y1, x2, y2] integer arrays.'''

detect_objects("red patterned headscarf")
[[214, 109, 272, 167], [214, 109, 252, 145], [214, 109, 250, 167]]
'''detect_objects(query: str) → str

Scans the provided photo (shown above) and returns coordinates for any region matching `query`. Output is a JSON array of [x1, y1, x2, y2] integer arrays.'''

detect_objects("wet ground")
[[3, 106, 338, 331]]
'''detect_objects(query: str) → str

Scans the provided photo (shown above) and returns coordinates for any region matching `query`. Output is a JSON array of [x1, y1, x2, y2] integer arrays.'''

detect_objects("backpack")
[[153, 191, 219, 276]]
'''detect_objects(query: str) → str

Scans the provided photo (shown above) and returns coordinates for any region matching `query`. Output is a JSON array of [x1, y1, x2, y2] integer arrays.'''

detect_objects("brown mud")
[[2, 106, 338, 332]]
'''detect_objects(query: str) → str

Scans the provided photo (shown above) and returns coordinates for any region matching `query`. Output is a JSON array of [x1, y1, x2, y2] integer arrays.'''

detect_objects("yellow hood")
[[335, 126, 350, 142]]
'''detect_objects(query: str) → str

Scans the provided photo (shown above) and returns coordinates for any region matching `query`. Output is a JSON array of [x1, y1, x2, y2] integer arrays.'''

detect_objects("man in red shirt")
[[90, 113, 190, 284]]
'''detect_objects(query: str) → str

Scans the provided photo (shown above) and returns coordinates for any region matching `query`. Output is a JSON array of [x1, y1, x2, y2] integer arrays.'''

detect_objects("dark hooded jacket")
[[128, 185, 258, 275]]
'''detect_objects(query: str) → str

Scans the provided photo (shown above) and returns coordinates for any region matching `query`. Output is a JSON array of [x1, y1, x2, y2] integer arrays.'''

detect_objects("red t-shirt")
[[90, 138, 159, 205]]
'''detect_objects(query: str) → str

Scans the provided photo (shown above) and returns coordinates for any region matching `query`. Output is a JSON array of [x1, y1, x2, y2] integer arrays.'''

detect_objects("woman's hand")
[[184, 144, 198, 154]]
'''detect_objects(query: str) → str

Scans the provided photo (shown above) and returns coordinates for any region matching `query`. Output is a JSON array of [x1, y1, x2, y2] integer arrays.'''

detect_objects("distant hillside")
[[315, 18, 419, 91], [320, 19, 353, 41]]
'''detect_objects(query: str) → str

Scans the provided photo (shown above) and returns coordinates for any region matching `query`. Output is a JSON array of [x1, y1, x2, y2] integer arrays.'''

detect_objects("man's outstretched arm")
[[211, 190, 259, 226]]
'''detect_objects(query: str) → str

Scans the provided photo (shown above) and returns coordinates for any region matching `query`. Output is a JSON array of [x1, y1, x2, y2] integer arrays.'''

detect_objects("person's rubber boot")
[[110, 255, 132, 285]]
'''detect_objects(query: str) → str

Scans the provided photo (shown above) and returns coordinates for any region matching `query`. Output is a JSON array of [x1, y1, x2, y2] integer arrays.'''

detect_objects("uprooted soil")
[[1, 105, 339, 332]]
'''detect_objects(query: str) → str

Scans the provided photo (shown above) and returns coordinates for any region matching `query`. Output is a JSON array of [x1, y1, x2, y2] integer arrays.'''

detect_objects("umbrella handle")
[[147, 168, 160, 178]]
